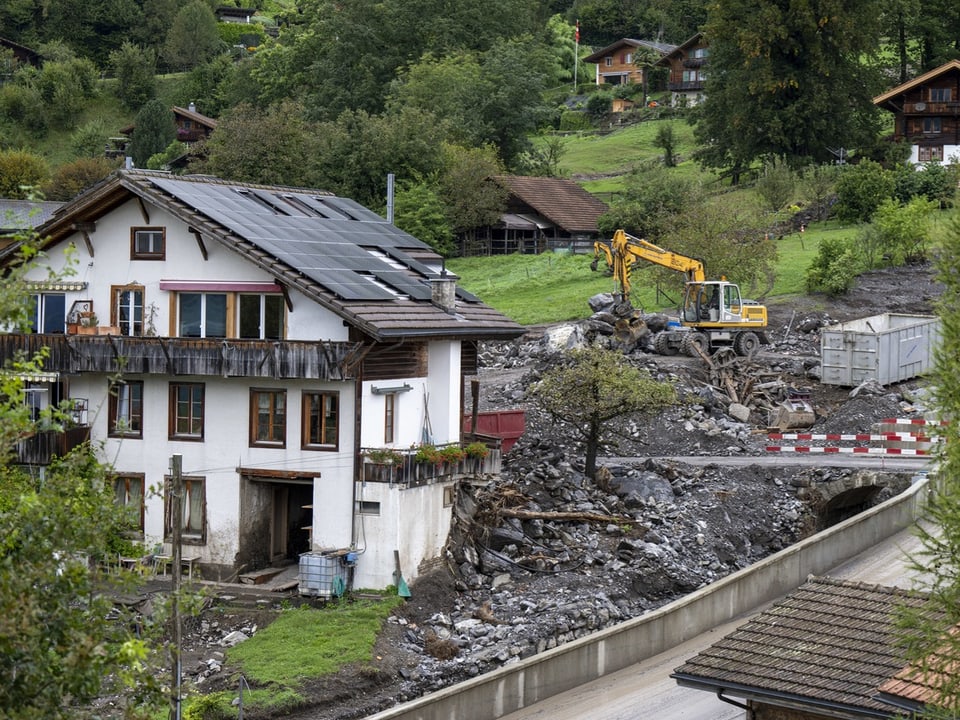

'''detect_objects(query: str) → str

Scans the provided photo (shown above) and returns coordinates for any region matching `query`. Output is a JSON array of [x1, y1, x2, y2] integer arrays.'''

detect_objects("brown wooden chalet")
[[117, 103, 218, 148], [672, 577, 934, 720], [655, 33, 708, 107], [874, 60, 960, 164], [459, 176, 609, 256], [582, 39, 676, 86], [0, 37, 41, 69]]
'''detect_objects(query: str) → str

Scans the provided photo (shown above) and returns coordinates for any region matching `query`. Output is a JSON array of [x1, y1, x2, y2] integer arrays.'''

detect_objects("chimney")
[[430, 263, 457, 314], [188, 101, 196, 113]]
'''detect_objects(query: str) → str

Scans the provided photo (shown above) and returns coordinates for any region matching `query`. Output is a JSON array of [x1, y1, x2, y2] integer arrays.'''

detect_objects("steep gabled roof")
[[672, 576, 930, 718], [492, 176, 608, 234], [655, 32, 705, 66], [26, 170, 524, 342], [583, 38, 677, 64], [172, 105, 218, 130], [874, 59, 960, 109]]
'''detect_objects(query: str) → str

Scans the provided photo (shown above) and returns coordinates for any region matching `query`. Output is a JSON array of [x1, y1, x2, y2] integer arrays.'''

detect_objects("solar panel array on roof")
[[148, 176, 437, 301]]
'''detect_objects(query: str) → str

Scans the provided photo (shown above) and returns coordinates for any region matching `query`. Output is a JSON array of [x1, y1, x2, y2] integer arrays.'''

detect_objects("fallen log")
[[500, 508, 630, 524]]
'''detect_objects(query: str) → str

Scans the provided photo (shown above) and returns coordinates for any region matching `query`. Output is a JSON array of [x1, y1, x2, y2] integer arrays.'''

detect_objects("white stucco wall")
[[24, 198, 349, 341], [351, 479, 453, 589], [909, 144, 960, 165]]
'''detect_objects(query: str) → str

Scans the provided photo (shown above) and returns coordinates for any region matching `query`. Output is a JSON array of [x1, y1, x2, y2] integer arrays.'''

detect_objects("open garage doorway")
[[238, 472, 316, 572]]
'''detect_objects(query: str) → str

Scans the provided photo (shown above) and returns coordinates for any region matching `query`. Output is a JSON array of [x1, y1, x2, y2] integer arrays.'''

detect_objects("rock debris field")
[[102, 263, 945, 720]]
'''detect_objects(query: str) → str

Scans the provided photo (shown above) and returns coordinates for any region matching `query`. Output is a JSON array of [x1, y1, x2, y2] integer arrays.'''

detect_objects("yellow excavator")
[[591, 229, 768, 357]]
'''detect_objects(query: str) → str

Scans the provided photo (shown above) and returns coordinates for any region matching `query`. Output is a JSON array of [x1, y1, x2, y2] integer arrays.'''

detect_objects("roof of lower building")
[[672, 576, 931, 718], [583, 38, 677, 64], [23, 170, 524, 342], [492, 176, 608, 234]]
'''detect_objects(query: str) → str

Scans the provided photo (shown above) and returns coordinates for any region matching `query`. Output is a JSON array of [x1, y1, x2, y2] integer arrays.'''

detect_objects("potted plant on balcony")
[[77, 312, 98, 335], [363, 447, 404, 482], [464, 441, 489, 472]]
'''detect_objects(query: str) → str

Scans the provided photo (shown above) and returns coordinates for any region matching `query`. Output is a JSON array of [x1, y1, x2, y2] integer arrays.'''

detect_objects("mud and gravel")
[[104, 262, 944, 720]]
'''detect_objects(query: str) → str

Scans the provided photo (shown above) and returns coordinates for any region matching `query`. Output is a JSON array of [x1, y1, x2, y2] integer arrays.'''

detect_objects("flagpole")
[[574, 20, 579, 90]]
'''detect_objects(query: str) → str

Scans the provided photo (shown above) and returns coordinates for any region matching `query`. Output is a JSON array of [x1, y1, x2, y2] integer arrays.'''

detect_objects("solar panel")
[[149, 176, 441, 301]]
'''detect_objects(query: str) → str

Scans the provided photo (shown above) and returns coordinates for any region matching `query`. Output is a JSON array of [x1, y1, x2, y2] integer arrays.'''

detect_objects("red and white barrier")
[[765, 445, 931, 455], [765, 418, 944, 456], [767, 432, 933, 442]]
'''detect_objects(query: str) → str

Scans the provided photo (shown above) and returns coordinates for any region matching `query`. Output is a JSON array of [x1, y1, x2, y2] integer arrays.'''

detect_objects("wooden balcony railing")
[[0, 334, 363, 380], [16, 425, 91, 466], [360, 438, 503, 487]]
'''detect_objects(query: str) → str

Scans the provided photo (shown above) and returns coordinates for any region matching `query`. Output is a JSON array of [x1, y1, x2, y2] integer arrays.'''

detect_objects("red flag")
[[575, 21, 580, 43]]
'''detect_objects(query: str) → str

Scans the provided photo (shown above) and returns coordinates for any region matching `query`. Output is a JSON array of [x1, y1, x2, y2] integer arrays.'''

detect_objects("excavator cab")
[[682, 281, 738, 323]]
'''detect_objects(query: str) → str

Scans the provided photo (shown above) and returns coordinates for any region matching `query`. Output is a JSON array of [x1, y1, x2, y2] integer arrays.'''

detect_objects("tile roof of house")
[[0, 200, 64, 233], [876, 625, 960, 713], [672, 576, 931, 718], [583, 38, 677, 64], [874, 59, 960, 107], [26, 170, 524, 342], [492, 176, 608, 234]]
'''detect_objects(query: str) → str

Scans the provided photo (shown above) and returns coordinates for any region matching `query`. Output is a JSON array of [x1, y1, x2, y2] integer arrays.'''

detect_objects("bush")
[[558, 110, 593, 131], [867, 197, 936, 266], [805, 234, 862, 295], [0, 149, 49, 198], [833, 160, 895, 223], [44, 156, 119, 201]]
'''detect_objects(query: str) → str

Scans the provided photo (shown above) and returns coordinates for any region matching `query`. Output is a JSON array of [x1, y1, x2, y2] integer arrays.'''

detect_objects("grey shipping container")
[[820, 313, 940, 386]]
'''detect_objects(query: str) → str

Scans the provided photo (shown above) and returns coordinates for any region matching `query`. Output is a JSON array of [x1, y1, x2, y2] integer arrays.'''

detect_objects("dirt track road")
[[500, 525, 927, 720]]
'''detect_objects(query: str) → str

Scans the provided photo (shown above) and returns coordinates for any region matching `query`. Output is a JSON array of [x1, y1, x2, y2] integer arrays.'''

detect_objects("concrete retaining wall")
[[366, 474, 931, 720]]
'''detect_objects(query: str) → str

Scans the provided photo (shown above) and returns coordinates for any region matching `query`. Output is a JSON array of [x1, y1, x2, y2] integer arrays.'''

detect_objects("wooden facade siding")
[[354, 337, 428, 380], [0, 334, 362, 380]]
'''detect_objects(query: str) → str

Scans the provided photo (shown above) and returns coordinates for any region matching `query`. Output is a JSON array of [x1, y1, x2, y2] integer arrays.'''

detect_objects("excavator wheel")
[[653, 332, 678, 355], [734, 331, 760, 357], [681, 332, 709, 358]]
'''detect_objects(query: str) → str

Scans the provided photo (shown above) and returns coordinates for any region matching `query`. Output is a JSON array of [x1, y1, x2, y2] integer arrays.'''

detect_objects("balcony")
[[0, 334, 363, 380], [16, 425, 91, 466], [668, 80, 705, 92], [904, 101, 960, 114], [360, 437, 503, 487]]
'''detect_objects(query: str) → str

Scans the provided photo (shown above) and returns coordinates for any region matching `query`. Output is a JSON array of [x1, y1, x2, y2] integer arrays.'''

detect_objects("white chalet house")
[[1, 169, 524, 591]]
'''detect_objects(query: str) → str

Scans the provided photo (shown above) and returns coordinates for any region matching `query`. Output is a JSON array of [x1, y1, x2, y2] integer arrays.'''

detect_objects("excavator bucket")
[[769, 390, 815, 430]]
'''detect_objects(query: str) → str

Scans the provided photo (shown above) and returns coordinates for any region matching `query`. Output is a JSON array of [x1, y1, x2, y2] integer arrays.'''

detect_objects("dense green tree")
[[569, 0, 705, 47], [0, 149, 48, 198], [43, 156, 119, 201], [170, 56, 243, 118], [599, 166, 700, 239], [30, 56, 99, 129], [201, 101, 317, 186], [895, 214, 960, 716], [130, 98, 176, 169], [109, 42, 157, 111], [529, 346, 676, 479], [893, 163, 960, 207], [437, 143, 507, 238], [0, 237, 163, 718], [251, 0, 545, 123], [862, 196, 935, 267], [694, 0, 884, 179], [393, 180, 455, 256], [312, 107, 445, 208], [162, 0, 223, 72], [834, 160, 896, 223]]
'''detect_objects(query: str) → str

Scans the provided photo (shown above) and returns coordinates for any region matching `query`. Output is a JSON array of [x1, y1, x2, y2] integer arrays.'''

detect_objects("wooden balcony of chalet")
[[668, 80, 705, 92], [16, 425, 91, 466], [902, 101, 960, 114], [0, 333, 363, 380]]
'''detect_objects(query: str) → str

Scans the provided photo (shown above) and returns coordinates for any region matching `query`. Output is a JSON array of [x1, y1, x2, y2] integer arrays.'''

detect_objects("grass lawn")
[[180, 597, 404, 718], [447, 220, 860, 326]]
